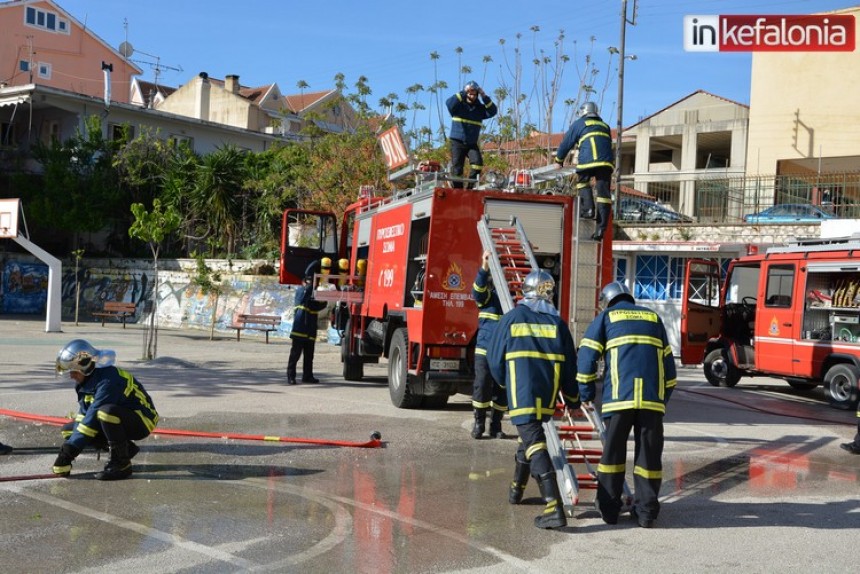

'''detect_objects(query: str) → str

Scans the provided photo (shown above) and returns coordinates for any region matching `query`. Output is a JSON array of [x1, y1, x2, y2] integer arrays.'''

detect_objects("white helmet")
[[599, 281, 634, 309], [523, 270, 555, 301], [464, 80, 480, 92], [576, 101, 599, 118], [55, 339, 115, 377]]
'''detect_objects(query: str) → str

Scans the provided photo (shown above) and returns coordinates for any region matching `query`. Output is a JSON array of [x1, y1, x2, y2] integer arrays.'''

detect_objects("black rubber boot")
[[488, 409, 506, 439], [471, 409, 487, 439], [534, 472, 567, 529], [0, 442, 12, 456], [128, 441, 140, 459], [95, 441, 133, 481], [508, 456, 531, 504]]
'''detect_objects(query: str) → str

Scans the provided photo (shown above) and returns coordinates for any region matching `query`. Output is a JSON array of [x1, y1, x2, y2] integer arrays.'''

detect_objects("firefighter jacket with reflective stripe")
[[290, 283, 327, 341], [472, 267, 502, 355], [446, 91, 497, 144], [68, 366, 159, 450], [554, 115, 615, 171], [576, 300, 677, 415], [487, 303, 579, 425]]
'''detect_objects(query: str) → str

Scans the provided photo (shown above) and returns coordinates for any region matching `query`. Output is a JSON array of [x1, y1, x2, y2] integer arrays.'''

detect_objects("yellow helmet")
[[338, 258, 349, 271]]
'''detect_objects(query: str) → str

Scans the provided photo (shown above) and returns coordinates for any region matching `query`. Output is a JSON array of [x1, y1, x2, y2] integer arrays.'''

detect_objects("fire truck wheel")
[[703, 348, 740, 388], [388, 328, 423, 409], [824, 363, 860, 410], [341, 320, 364, 381]]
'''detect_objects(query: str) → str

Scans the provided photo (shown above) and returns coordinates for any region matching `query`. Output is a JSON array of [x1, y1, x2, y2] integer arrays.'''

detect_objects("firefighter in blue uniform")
[[487, 269, 580, 529], [52, 339, 158, 481], [470, 250, 507, 439], [446, 80, 497, 188], [287, 259, 329, 384], [577, 281, 677, 528], [554, 101, 615, 241]]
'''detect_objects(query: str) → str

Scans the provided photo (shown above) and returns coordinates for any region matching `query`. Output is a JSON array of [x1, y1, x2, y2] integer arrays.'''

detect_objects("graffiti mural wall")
[[1, 256, 301, 339]]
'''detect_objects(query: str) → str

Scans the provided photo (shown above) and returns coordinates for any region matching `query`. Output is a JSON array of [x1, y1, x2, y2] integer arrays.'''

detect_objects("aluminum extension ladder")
[[476, 215, 582, 516]]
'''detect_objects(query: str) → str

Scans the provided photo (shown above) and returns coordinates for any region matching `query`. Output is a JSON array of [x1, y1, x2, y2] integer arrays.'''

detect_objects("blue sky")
[[57, 0, 855, 134]]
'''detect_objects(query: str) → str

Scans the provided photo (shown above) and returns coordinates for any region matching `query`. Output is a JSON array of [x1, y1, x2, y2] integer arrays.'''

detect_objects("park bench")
[[229, 314, 282, 343], [92, 301, 137, 328]]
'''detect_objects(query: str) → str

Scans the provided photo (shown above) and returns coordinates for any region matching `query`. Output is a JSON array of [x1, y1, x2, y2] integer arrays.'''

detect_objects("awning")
[[0, 95, 30, 107]]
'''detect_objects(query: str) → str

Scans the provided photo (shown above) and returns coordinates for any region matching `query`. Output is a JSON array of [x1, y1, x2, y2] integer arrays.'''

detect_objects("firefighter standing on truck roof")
[[487, 270, 580, 530], [52, 339, 158, 481], [554, 101, 615, 241], [470, 250, 507, 440], [446, 80, 497, 189], [287, 259, 328, 385], [576, 281, 676, 528]]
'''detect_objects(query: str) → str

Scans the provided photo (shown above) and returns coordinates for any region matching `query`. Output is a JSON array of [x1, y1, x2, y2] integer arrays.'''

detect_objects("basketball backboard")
[[0, 198, 20, 238]]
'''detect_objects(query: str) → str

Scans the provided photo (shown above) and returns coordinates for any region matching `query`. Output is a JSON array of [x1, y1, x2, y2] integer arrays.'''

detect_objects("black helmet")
[[464, 80, 480, 92], [599, 281, 634, 309]]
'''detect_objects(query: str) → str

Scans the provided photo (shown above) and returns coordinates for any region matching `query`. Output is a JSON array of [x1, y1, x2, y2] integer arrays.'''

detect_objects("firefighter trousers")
[[515, 419, 553, 478], [596, 409, 664, 522], [471, 354, 507, 411]]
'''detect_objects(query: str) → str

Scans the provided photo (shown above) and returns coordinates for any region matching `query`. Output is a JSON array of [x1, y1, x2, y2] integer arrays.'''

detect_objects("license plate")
[[430, 359, 459, 371]]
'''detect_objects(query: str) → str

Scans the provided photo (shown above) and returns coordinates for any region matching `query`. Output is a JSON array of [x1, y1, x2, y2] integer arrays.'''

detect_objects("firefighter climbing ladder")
[[478, 217, 603, 516]]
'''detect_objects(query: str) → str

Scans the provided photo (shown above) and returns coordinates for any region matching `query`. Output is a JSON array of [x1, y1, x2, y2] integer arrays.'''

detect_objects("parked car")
[[743, 203, 836, 224], [618, 198, 693, 223]]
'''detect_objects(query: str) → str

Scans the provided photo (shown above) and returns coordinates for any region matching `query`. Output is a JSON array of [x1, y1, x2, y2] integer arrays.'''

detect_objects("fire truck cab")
[[280, 171, 611, 409], [681, 234, 860, 410]]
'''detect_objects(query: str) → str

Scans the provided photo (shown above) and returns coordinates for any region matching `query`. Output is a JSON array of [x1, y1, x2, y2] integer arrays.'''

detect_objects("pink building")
[[0, 0, 140, 103]]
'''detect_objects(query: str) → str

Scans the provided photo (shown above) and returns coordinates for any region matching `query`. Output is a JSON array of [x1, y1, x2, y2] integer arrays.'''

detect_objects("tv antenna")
[[119, 20, 182, 88], [119, 40, 183, 87]]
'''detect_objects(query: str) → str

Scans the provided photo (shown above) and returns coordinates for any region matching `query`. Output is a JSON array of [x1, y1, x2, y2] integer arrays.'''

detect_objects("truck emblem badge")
[[769, 316, 780, 336], [442, 261, 465, 291]]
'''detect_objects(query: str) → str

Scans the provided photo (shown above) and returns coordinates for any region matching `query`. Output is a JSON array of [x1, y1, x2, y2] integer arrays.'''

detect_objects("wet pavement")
[[1, 317, 858, 573]]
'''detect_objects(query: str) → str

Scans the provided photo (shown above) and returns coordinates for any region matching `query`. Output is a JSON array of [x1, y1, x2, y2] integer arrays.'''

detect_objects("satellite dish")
[[119, 41, 134, 58]]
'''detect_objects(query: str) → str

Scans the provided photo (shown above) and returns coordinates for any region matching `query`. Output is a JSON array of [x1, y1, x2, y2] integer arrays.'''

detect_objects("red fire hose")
[[0, 408, 384, 449]]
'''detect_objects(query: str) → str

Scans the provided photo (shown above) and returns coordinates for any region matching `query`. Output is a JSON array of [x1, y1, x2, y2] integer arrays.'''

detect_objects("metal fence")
[[620, 172, 860, 224]]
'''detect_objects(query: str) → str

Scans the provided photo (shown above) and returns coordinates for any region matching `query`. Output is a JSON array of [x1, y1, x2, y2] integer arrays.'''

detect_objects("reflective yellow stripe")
[[504, 351, 567, 361], [610, 349, 619, 400], [97, 410, 121, 425], [475, 348, 487, 356], [634, 465, 663, 480], [577, 372, 598, 383], [296, 305, 320, 315], [478, 312, 500, 320], [453, 117, 483, 127], [77, 423, 98, 438], [580, 338, 604, 353], [608, 309, 659, 323], [606, 335, 664, 349], [510, 324, 557, 338], [598, 463, 626, 474], [525, 441, 548, 461]]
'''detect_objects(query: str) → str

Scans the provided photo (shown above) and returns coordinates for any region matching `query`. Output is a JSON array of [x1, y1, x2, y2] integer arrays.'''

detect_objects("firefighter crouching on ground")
[[53, 339, 158, 480], [287, 259, 329, 385], [470, 250, 507, 439], [576, 281, 676, 528], [487, 270, 580, 529]]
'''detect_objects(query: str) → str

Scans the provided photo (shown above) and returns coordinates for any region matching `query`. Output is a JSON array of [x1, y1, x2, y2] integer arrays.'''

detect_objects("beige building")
[[746, 5, 860, 205]]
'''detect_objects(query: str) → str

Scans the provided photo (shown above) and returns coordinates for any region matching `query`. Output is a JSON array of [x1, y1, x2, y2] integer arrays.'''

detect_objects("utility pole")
[[614, 0, 637, 215]]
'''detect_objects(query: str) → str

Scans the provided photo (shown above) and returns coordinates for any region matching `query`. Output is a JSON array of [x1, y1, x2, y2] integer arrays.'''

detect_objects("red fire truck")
[[280, 170, 612, 408], [680, 234, 860, 410]]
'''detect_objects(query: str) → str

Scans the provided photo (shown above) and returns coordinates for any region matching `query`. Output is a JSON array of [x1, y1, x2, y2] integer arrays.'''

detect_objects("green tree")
[[191, 145, 247, 256], [129, 199, 181, 359]]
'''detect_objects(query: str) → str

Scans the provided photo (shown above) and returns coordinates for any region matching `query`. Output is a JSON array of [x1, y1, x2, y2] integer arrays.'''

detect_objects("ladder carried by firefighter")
[[476, 215, 587, 516]]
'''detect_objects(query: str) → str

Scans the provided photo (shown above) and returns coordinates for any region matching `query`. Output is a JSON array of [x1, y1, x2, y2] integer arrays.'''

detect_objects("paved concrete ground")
[[1, 317, 858, 573]]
